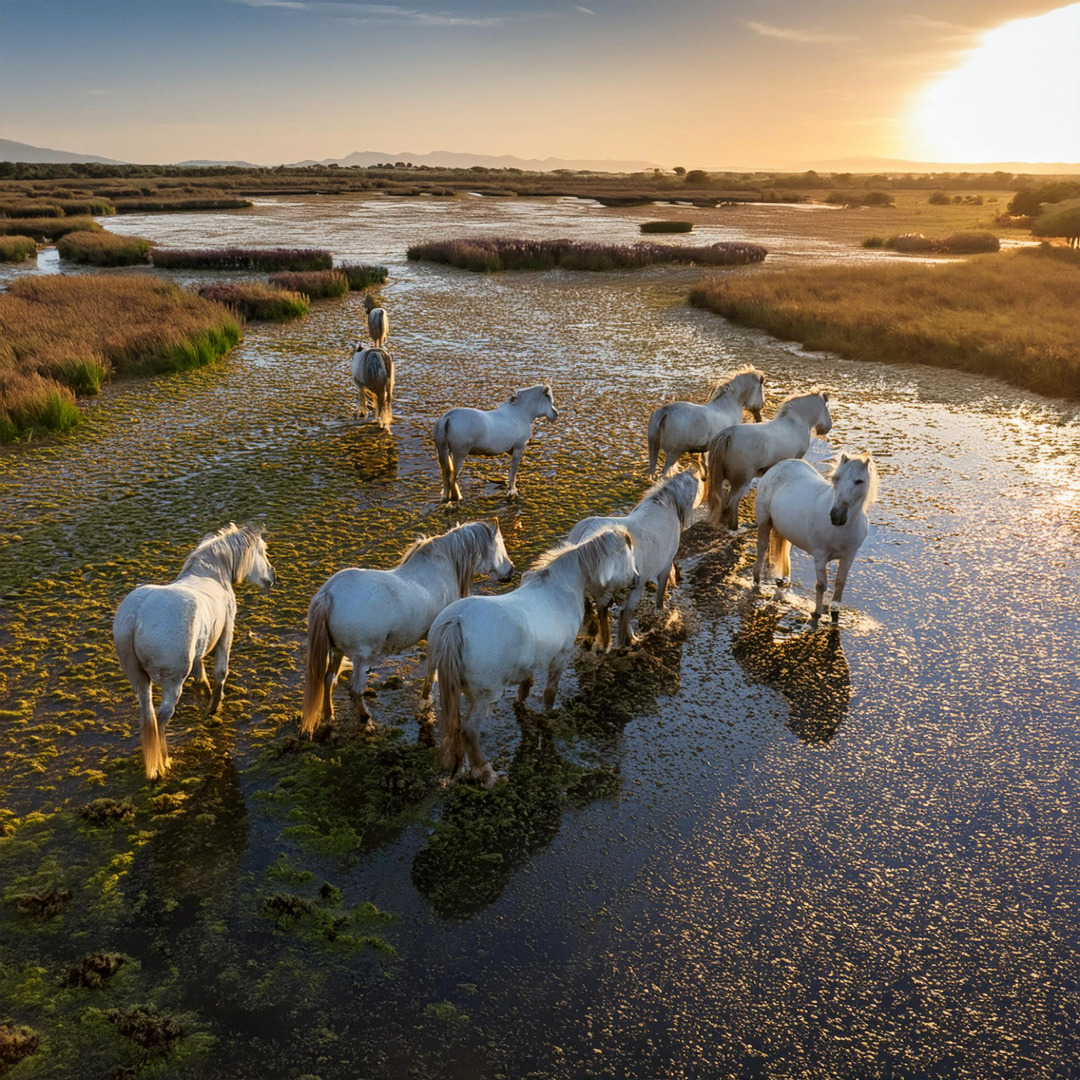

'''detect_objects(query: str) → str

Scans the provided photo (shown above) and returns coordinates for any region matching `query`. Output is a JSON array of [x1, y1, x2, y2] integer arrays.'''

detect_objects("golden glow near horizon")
[[911, 3, 1080, 162]]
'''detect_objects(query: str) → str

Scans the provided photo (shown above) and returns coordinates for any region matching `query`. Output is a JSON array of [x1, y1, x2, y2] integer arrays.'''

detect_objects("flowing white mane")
[[181, 522, 264, 581]]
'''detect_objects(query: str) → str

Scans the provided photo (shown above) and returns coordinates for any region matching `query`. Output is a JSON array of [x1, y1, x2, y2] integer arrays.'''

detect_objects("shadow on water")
[[730, 598, 852, 745], [340, 424, 400, 484]]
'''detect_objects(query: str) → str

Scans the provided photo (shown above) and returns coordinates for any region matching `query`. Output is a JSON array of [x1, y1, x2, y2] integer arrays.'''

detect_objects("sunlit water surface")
[[1, 197, 1078, 1079]]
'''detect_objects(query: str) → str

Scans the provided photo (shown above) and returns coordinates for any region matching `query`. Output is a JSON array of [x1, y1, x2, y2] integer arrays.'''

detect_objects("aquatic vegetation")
[[151, 246, 332, 271], [112, 196, 252, 213], [639, 220, 693, 233], [0, 216, 102, 241], [407, 236, 767, 272], [0, 1022, 40, 1072], [340, 261, 389, 289], [59, 952, 127, 989], [0, 235, 36, 262], [268, 269, 349, 300], [689, 251, 1080, 398], [885, 231, 1000, 254], [106, 1004, 183, 1052], [79, 799, 136, 827], [195, 282, 310, 321], [56, 229, 154, 266]]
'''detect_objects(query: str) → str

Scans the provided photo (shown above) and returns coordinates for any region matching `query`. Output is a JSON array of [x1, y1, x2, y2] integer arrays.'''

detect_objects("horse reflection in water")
[[341, 424, 399, 483], [731, 599, 851, 745]]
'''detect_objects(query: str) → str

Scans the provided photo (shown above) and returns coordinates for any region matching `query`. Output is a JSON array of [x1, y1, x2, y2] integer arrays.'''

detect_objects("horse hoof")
[[831, 610, 840, 624]]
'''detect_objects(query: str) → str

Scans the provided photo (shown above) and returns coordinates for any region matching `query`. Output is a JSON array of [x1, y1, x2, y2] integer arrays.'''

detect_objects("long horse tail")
[[434, 413, 453, 491], [114, 608, 168, 779], [377, 350, 394, 426], [704, 428, 734, 523], [646, 406, 668, 476], [429, 616, 466, 776], [301, 589, 334, 737], [368, 307, 388, 348], [767, 525, 792, 580]]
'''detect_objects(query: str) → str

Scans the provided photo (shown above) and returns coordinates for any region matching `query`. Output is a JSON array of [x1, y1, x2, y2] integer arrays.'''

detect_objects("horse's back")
[[321, 567, 438, 651], [566, 515, 619, 545], [114, 582, 215, 674]]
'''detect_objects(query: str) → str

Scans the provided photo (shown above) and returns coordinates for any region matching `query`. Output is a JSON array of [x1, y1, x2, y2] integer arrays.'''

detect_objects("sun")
[[910, 3, 1080, 163]]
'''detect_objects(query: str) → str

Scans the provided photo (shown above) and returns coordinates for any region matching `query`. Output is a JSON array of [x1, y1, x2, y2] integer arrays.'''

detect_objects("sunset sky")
[[1, 0, 1077, 167]]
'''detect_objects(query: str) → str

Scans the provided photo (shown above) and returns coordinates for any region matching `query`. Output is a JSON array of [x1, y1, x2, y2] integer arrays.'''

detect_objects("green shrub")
[[0, 235, 37, 262], [927, 191, 950, 205], [57, 230, 154, 266], [861, 236, 886, 249], [340, 262, 389, 289], [268, 270, 349, 299], [640, 220, 693, 233]]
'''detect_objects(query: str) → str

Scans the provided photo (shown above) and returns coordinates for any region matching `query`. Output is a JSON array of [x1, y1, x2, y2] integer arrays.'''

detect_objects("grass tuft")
[[0, 216, 103, 241], [196, 282, 310, 321], [268, 269, 349, 299], [152, 246, 332, 271], [640, 220, 694, 233], [56, 229, 154, 266], [0, 235, 37, 262], [340, 262, 389, 289]]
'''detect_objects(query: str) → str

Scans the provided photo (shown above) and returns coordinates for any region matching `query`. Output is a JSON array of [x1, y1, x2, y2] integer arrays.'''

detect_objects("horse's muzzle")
[[830, 507, 848, 526], [499, 565, 514, 582], [750, 408, 762, 422]]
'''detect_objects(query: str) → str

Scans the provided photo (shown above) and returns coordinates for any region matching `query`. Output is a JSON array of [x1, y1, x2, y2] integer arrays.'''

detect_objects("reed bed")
[[56, 230, 154, 266], [640, 220, 694, 233], [0, 197, 114, 217], [407, 237, 767, 272], [0, 236, 37, 263], [196, 282, 310, 321], [268, 269, 349, 300], [0, 216, 102, 241], [0, 275, 242, 441], [880, 231, 1001, 254], [151, 246, 333, 272], [111, 197, 253, 213], [340, 262, 390, 289], [689, 251, 1080, 399]]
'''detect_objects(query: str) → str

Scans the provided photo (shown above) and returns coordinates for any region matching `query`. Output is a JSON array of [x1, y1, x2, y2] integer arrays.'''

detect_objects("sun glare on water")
[[911, 2, 1080, 163]]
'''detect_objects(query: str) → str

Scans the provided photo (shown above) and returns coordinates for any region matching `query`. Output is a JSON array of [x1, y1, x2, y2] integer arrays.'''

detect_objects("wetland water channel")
[[1, 197, 1079, 1078]]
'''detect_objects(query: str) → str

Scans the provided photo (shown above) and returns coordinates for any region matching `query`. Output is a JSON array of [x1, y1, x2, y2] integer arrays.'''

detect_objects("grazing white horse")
[[427, 528, 639, 785], [568, 469, 702, 649], [301, 520, 513, 735], [351, 345, 395, 429], [113, 523, 275, 780], [706, 391, 832, 530], [434, 384, 558, 503], [646, 366, 765, 478], [753, 453, 879, 623], [364, 294, 389, 348]]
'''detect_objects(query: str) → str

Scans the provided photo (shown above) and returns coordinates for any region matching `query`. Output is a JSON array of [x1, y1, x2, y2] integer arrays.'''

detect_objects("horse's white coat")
[[351, 346, 395, 429], [301, 520, 512, 735], [753, 454, 879, 622], [428, 529, 639, 785], [434, 384, 558, 502], [112, 523, 275, 779], [706, 391, 833, 530], [568, 469, 701, 648], [646, 367, 766, 477]]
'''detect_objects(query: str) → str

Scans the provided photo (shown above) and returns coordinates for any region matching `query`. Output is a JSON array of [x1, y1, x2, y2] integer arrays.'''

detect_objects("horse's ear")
[[822, 391, 831, 402], [759, 374, 765, 385], [509, 391, 519, 404], [839, 453, 849, 464], [491, 517, 501, 533], [624, 531, 634, 549]]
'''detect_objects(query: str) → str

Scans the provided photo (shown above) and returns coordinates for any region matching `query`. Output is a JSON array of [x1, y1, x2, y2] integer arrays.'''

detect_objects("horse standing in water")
[[351, 345, 394, 429], [434, 384, 558, 502], [568, 469, 702, 649], [301, 520, 513, 736], [113, 523, 276, 779], [646, 366, 765, 478], [705, 390, 832, 531], [752, 453, 879, 624], [364, 293, 389, 348], [427, 528, 639, 786]]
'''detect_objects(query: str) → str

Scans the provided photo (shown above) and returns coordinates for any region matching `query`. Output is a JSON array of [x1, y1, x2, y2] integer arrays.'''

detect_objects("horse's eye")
[[855, 479, 865, 485]]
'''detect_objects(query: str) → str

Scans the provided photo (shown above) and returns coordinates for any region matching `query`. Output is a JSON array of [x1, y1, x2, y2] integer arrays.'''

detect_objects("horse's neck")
[[398, 552, 463, 602], [177, 564, 233, 592], [525, 557, 587, 601]]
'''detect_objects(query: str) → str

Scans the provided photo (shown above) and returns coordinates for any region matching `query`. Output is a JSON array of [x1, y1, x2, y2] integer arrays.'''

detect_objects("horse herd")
[[114, 304, 879, 785]]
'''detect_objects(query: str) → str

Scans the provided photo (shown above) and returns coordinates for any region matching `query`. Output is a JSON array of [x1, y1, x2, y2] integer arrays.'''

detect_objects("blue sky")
[[1, 0, 1075, 165]]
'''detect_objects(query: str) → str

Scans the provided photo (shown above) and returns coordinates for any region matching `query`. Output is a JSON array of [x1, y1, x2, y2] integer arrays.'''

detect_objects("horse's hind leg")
[[517, 676, 533, 702], [830, 552, 855, 622], [462, 700, 497, 787], [347, 660, 372, 725], [753, 519, 771, 587], [727, 479, 751, 531], [542, 652, 570, 712], [506, 444, 525, 497]]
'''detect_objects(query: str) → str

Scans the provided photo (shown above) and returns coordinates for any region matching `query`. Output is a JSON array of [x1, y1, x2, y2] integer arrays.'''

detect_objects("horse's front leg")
[[596, 603, 613, 652], [655, 560, 674, 610], [752, 518, 771, 588], [727, 480, 751, 532], [506, 443, 526, 497], [542, 653, 570, 712], [348, 660, 372, 726], [419, 660, 437, 710], [830, 551, 856, 623], [617, 583, 645, 648], [208, 620, 235, 714], [517, 675, 533, 702], [811, 556, 829, 625], [194, 656, 213, 700]]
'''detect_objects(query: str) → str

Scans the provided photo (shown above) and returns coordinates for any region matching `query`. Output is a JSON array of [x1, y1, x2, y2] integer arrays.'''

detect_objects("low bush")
[[268, 269, 349, 299], [0, 216, 103, 241], [340, 262, 389, 289], [0, 275, 242, 440], [886, 232, 1000, 254], [57, 229, 154, 266], [861, 236, 886, 249], [0, 235, 37, 262], [407, 237, 767, 272], [197, 282, 310, 321], [640, 220, 693, 233], [152, 246, 332, 271]]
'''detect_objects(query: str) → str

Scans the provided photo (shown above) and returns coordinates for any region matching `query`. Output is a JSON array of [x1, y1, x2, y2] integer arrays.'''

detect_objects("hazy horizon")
[[2, 0, 1078, 168]]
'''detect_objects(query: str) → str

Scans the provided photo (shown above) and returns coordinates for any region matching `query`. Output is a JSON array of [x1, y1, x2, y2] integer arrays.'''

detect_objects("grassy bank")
[[0, 216, 103, 242], [268, 269, 349, 299], [0, 235, 37, 262], [197, 282, 310, 321], [688, 250, 1080, 399], [56, 230, 154, 266], [340, 262, 389, 289], [0, 275, 241, 441], [152, 246, 332, 271], [408, 237, 767, 272]]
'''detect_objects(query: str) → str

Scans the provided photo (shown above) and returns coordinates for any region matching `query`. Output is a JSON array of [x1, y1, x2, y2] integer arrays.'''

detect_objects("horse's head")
[[243, 526, 276, 593], [512, 384, 558, 422], [484, 518, 514, 583], [746, 370, 766, 422], [828, 453, 878, 526], [813, 391, 833, 436], [671, 469, 704, 528]]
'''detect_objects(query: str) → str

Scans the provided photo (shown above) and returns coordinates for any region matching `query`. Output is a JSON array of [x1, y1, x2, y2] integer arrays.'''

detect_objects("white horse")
[[427, 528, 639, 785], [364, 293, 388, 348], [705, 391, 832, 530], [351, 345, 394, 429], [113, 523, 275, 780], [301, 520, 513, 735], [434, 384, 558, 503], [567, 469, 702, 649], [753, 453, 879, 624], [646, 366, 765, 478]]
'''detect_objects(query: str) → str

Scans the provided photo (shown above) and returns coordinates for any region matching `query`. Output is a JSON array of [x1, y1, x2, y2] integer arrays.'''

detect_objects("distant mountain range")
[[2, 139, 1077, 176]]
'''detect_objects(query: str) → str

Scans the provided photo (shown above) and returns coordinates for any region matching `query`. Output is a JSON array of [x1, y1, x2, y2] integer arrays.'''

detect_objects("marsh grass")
[[0, 216, 103, 241], [688, 252, 1080, 398], [196, 282, 310, 321], [57, 230, 154, 266], [340, 262, 389, 289], [0, 275, 241, 440], [885, 231, 1000, 254], [152, 246, 333, 272], [111, 196, 252, 213], [640, 220, 694, 233], [0, 235, 37, 262], [268, 269, 349, 300], [407, 237, 767, 272]]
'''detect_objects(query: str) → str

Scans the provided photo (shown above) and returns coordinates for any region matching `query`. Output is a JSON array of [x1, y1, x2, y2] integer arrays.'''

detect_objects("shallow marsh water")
[[1, 197, 1079, 1078]]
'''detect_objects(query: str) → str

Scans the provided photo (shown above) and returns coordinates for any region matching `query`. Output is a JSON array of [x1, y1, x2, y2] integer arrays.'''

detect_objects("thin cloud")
[[228, 0, 555, 25], [574, 5, 594, 13], [742, 20, 857, 45]]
